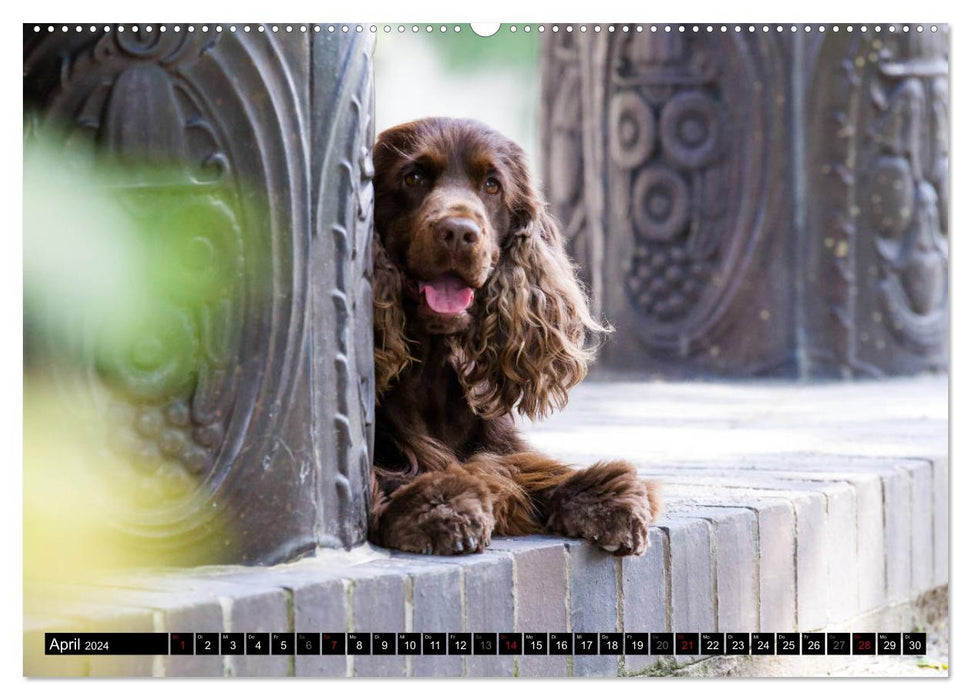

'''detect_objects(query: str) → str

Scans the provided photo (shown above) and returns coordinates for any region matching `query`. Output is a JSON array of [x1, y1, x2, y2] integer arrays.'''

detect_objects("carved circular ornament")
[[97, 303, 199, 402], [609, 91, 655, 169], [660, 90, 722, 169], [631, 165, 690, 241]]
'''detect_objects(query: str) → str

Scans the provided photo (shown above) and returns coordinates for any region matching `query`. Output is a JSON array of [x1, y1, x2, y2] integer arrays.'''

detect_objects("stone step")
[[24, 376, 947, 677]]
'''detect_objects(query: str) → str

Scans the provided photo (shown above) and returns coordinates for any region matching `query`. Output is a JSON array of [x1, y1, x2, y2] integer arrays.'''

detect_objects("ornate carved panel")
[[544, 31, 794, 376], [804, 27, 948, 376], [24, 25, 375, 564], [542, 27, 947, 378]]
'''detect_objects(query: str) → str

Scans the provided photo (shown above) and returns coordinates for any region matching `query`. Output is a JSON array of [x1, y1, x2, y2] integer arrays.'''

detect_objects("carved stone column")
[[542, 26, 948, 378], [23, 25, 375, 565]]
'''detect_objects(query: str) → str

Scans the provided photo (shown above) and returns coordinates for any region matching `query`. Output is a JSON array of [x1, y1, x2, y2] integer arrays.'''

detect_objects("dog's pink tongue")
[[419, 276, 474, 314]]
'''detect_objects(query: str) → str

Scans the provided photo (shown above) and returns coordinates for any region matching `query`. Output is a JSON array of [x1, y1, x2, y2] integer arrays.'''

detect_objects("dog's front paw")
[[375, 468, 495, 555], [545, 461, 661, 556]]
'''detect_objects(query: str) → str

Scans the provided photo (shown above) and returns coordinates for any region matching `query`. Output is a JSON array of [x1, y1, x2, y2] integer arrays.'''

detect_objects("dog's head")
[[372, 117, 607, 419]]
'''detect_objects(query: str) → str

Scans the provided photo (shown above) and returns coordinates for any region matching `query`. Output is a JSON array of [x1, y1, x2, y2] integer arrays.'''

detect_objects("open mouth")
[[406, 274, 476, 316]]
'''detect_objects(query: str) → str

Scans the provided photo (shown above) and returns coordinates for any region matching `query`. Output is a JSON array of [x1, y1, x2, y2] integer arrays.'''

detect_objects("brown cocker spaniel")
[[369, 117, 660, 556]]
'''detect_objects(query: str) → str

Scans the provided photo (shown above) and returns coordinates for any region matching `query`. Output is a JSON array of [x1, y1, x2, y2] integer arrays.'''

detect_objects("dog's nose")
[[435, 217, 482, 251]]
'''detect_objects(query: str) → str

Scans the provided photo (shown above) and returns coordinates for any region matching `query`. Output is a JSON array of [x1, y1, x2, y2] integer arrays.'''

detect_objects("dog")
[[368, 117, 660, 556]]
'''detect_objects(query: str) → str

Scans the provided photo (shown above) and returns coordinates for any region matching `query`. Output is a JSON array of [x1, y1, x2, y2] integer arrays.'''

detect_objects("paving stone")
[[490, 537, 569, 677], [566, 541, 619, 676], [620, 526, 668, 675]]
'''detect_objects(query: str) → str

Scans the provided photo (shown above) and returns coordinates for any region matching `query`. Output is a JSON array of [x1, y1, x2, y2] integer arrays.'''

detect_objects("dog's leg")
[[485, 452, 661, 556], [368, 452, 553, 555], [369, 465, 500, 555], [370, 454, 660, 556]]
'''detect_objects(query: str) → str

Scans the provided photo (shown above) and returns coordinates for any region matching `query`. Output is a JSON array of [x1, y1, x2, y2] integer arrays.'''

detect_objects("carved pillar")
[[23, 25, 375, 564], [542, 26, 948, 378], [803, 29, 948, 376]]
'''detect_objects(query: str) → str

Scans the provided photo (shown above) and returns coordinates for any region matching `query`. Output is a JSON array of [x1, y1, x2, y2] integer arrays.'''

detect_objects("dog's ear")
[[372, 231, 413, 399], [451, 143, 608, 420]]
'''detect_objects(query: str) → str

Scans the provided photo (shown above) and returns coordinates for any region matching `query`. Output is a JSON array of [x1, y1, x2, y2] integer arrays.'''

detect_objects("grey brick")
[[291, 577, 348, 677], [883, 469, 913, 603], [620, 527, 668, 675], [86, 607, 159, 677], [566, 541, 619, 676], [491, 537, 569, 677], [379, 557, 463, 677], [753, 501, 796, 633], [906, 461, 934, 594], [221, 587, 289, 677], [462, 552, 516, 677], [932, 457, 949, 588], [663, 517, 714, 665], [818, 484, 859, 623], [692, 507, 759, 633], [24, 615, 89, 677], [349, 566, 407, 677]]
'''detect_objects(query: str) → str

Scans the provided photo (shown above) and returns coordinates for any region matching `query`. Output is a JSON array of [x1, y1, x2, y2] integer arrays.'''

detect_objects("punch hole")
[[471, 23, 501, 37], [215, 25, 223, 32], [174, 26, 181, 32]]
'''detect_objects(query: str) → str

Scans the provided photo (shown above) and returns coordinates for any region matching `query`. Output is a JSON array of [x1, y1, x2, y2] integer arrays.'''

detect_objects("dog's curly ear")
[[373, 233, 413, 398], [452, 145, 608, 420]]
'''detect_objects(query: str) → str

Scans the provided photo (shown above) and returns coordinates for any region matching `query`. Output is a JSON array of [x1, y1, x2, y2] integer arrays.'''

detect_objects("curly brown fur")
[[370, 117, 660, 556]]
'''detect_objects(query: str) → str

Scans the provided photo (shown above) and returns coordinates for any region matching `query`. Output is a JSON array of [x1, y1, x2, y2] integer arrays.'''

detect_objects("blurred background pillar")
[[23, 25, 376, 565], [541, 26, 948, 378]]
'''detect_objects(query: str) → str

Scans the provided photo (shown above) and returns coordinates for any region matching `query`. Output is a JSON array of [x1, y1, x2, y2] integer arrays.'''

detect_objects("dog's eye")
[[403, 171, 425, 188], [484, 177, 501, 195]]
